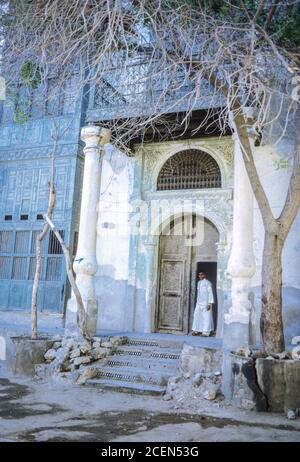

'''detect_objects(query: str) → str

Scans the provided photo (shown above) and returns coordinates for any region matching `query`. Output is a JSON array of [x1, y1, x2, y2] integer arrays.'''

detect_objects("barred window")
[[157, 149, 221, 191]]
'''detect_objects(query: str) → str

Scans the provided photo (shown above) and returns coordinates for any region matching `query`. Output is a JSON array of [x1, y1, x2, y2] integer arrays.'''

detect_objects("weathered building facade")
[[0, 80, 299, 348]]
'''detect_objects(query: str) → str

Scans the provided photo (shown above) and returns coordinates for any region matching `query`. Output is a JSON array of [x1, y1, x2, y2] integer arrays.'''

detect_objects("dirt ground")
[[0, 363, 300, 442]]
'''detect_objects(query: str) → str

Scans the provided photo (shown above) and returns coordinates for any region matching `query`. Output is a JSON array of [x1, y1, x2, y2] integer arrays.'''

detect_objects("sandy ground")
[[0, 363, 300, 443]]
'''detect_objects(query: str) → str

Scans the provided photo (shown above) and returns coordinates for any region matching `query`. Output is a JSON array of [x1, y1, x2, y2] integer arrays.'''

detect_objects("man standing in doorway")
[[192, 271, 214, 336]]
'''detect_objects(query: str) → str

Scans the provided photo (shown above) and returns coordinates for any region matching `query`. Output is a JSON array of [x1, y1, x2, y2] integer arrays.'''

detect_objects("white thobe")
[[192, 278, 214, 333]]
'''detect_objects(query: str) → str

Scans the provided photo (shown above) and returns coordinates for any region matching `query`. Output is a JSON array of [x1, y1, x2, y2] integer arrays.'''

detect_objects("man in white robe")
[[192, 271, 214, 336]]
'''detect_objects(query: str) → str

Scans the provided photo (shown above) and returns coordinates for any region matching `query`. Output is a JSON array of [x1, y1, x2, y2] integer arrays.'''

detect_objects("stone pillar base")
[[84, 299, 98, 337], [65, 297, 98, 338], [65, 298, 82, 339]]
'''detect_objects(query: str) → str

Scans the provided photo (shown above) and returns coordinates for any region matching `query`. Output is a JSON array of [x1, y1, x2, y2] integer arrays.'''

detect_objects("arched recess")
[[155, 214, 220, 334], [157, 149, 222, 191]]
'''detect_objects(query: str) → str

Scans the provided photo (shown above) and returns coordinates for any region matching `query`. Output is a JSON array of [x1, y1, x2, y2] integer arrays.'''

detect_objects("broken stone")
[[91, 347, 109, 360], [287, 410, 297, 420], [73, 356, 92, 366], [80, 340, 92, 354], [236, 346, 252, 358], [44, 348, 57, 361], [251, 350, 267, 359], [163, 394, 173, 401], [183, 372, 191, 379], [192, 373, 203, 387], [63, 338, 78, 350], [69, 348, 81, 359], [76, 366, 99, 385], [48, 346, 71, 373], [101, 341, 113, 348], [92, 341, 101, 349], [203, 389, 217, 400], [52, 341, 62, 350], [109, 336, 128, 346]]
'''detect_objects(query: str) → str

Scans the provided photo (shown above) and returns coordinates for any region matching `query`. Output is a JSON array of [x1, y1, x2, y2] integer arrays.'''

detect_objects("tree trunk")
[[31, 187, 56, 340], [31, 233, 44, 340], [261, 231, 285, 354]]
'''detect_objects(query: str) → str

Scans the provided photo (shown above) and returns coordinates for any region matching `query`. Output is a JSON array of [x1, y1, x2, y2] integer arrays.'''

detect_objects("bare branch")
[[43, 214, 90, 341]]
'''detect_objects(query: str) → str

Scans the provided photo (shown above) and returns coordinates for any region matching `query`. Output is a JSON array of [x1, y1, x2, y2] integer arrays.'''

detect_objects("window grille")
[[0, 231, 13, 253], [157, 149, 221, 191], [46, 257, 62, 281], [12, 257, 27, 280], [48, 230, 64, 255], [0, 257, 10, 279], [14, 231, 30, 253]]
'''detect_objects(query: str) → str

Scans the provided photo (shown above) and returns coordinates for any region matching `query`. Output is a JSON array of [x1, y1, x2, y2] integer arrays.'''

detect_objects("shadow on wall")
[[253, 286, 300, 346], [94, 271, 146, 332]]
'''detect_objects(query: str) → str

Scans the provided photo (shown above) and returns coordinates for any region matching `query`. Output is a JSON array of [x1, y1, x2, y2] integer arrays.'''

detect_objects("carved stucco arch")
[[148, 142, 231, 193]]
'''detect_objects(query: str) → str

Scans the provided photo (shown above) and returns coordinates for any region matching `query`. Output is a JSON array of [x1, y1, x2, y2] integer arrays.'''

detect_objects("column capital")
[[81, 125, 101, 148], [81, 125, 111, 148]]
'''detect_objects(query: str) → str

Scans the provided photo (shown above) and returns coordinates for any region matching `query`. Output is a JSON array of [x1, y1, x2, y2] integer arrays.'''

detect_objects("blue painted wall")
[[0, 79, 86, 313]]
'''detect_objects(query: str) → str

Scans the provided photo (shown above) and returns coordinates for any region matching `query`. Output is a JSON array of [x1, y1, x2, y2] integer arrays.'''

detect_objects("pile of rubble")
[[36, 335, 128, 384], [235, 346, 298, 360], [163, 370, 226, 412]]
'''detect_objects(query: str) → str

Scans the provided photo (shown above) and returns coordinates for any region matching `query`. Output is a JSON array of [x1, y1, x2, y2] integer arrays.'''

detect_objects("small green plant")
[[20, 61, 43, 90]]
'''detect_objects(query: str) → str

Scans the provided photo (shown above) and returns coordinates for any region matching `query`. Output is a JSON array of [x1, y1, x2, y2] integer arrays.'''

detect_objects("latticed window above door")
[[157, 149, 221, 191]]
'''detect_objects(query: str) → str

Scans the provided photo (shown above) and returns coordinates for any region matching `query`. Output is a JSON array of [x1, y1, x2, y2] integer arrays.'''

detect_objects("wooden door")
[[156, 216, 192, 334]]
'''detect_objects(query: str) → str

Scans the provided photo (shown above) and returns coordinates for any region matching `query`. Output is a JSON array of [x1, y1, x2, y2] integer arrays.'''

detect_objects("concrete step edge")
[[85, 378, 166, 395]]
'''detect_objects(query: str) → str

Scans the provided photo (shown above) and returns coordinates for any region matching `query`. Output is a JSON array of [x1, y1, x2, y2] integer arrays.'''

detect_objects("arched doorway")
[[155, 215, 219, 334]]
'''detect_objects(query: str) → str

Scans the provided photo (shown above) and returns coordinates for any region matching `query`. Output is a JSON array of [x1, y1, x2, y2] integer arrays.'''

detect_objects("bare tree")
[[30, 117, 89, 340], [1, 0, 300, 353]]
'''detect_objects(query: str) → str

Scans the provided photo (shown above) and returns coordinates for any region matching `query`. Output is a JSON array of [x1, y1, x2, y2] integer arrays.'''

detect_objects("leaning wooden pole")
[[43, 214, 89, 340]]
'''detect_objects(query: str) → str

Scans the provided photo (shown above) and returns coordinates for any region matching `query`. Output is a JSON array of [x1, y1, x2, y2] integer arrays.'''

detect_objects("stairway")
[[85, 336, 182, 395]]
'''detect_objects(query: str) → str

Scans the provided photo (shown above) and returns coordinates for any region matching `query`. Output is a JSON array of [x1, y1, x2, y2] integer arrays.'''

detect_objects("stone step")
[[85, 378, 166, 395], [113, 345, 181, 360], [126, 337, 184, 349], [92, 365, 171, 386], [104, 354, 180, 372]]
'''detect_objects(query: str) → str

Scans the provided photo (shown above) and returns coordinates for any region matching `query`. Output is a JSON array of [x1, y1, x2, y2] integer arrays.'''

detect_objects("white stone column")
[[66, 125, 111, 337], [224, 134, 256, 349]]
